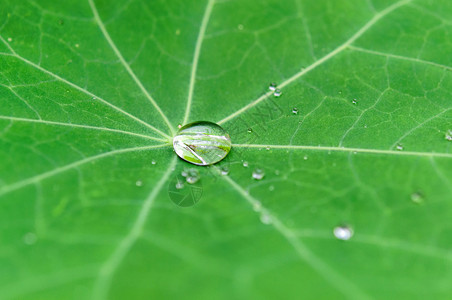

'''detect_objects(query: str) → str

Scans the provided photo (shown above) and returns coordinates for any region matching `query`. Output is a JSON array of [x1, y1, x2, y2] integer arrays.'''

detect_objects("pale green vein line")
[[217, 0, 412, 125], [2, 265, 99, 300], [88, 0, 175, 135], [390, 108, 451, 149], [182, 0, 215, 125], [0, 116, 167, 142], [232, 143, 452, 158], [348, 45, 452, 71], [0, 51, 170, 140], [91, 156, 177, 300], [295, 230, 452, 262], [0, 144, 170, 197], [220, 173, 371, 300]]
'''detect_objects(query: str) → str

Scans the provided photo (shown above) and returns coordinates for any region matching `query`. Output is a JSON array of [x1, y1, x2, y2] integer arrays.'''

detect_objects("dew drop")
[[75, 43, 80, 48], [411, 192, 424, 204], [252, 168, 265, 180], [292, 108, 299, 115], [352, 99, 357, 105], [273, 89, 282, 97], [247, 128, 253, 133], [175, 180, 184, 190], [151, 160, 156, 165], [260, 213, 272, 225], [185, 169, 200, 184], [266, 146, 270, 150], [173, 121, 232, 166], [445, 130, 452, 141], [333, 225, 353, 240], [269, 82, 277, 91], [303, 155, 308, 160], [135, 180, 143, 187], [7, 37, 12, 42], [269, 185, 275, 191], [242, 161, 249, 167], [253, 201, 262, 211], [220, 166, 229, 176], [238, 24, 244, 30], [23, 232, 37, 245], [178, 124, 182, 129], [396, 144, 404, 151]]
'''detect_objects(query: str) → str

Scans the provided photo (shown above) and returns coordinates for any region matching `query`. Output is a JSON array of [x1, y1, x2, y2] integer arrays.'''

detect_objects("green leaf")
[[1, 0, 451, 299]]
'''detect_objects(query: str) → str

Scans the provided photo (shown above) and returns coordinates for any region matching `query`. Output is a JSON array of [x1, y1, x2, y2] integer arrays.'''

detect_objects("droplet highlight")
[[252, 168, 265, 180], [173, 121, 232, 166], [273, 89, 282, 97], [445, 130, 452, 141], [411, 192, 424, 204], [292, 108, 299, 115], [333, 225, 353, 240], [269, 82, 277, 91]]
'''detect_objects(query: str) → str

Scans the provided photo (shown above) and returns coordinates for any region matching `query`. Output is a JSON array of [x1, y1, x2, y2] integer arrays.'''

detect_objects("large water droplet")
[[252, 168, 265, 180], [173, 121, 232, 166], [396, 144, 404, 151], [333, 225, 353, 240], [243, 161, 249, 167], [273, 89, 282, 97]]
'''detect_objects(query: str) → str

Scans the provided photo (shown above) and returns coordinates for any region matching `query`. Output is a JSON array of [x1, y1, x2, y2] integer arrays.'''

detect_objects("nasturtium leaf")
[[1, 0, 451, 299]]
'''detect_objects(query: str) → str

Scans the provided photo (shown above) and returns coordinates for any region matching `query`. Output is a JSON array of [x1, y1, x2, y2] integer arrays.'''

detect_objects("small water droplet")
[[303, 155, 308, 160], [260, 213, 272, 224], [242, 161, 249, 167], [135, 180, 143, 187], [247, 128, 253, 133], [275, 170, 280, 175], [352, 99, 357, 105], [396, 144, 404, 151], [269, 185, 275, 191], [173, 121, 232, 166], [185, 169, 200, 184], [181, 170, 188, 177], [175, 179, 184, 190], [23, 232, 37, 245], [266, 146, 270, 150], [445, 130, 452, 141], [338, 91, 342, 94], [238, 24, 244, 30], [273, 89, 282, 97], [151, 160, 156, 165], [220, 166, 229, 176], [75, 43, 80, 48], [175, 29, 181, 35], [253, 201, 262, 211], [292, 108, 299, 115], [178, 124, 182, 129], [269, 82, 277, 91], [333, 225, 353, 240], [252, 168, 265, 180], [7, 37, 12, 42], [411, 192, 424, 204]]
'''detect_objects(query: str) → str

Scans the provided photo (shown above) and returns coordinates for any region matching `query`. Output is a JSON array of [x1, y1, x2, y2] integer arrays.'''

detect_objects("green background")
[[0, 0, 451, 299]]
